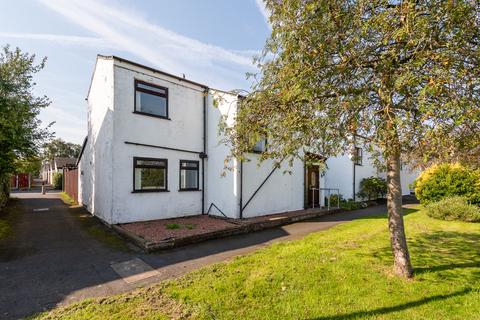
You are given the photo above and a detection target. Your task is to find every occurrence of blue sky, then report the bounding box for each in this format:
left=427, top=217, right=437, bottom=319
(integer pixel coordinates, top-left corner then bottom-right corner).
left=0, top=0, right=270, bottom=144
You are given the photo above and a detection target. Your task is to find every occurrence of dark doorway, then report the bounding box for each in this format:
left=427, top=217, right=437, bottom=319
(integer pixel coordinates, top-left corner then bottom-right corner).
left=307, top=165, right=320, bottom=208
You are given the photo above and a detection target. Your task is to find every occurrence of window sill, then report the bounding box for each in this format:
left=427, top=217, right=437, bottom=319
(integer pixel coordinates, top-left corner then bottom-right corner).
left=133, top=111, right=171, bottom=120
left=178, top=189, right=201, bottom=192
left=132, top=189, right=170, bottom=193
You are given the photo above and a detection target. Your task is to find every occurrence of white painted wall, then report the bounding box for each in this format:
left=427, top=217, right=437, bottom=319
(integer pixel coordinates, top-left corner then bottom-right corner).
left=111, top=144, right=203, bottom=223
left=206, top=90, right=305, bottom=218
left=241, top=156, right=304, bottom=218
left=205, top=90, right=240, bottom=219
left=400, top=165, right=418, bottom=195
left=79, top=57, right=115, bottom=223
left=108, top=60, right=206, bottom=224
left=325, top=154, right=354, bottom=199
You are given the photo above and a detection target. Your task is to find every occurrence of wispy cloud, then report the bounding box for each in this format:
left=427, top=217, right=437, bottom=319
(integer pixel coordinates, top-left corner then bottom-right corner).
left=0, top=32, right=115, bottom=48
left=37, top=0, right=256, bottom=89
left=39, top=105, right=87, bottom=143
left=255, top=0, right=271, bottom=29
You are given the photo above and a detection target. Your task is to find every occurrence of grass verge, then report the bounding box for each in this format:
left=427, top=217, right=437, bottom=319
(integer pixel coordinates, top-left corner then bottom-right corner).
left=33, top=206, right=480, bottom=319
left=0, top=198, right=19, bottom=242
left=60, top=192, right=77, bottom=206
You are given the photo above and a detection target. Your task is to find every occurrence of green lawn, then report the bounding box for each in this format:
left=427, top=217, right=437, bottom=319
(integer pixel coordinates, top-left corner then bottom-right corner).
left=34, top=206, right=480, bottom=319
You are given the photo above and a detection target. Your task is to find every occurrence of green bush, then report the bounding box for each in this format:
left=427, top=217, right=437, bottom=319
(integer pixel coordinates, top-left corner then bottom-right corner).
left=340, top=198, right=362, bottom=211
left=414, top=163, right=480, bottom=205
left=327, top=194, right=363, bottom=210
left=426, top=196, right=480, bottom=222
left=357, top=176, right=387, bottom=200
left=52, top=172, right=63, bottom=190
left=327, top=194, right=341, bottom=207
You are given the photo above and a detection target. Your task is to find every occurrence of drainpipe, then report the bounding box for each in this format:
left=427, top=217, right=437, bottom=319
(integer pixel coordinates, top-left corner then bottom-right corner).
left=239, top=159, right=243, bottom=219
left=353, top=161, right=356, bottom=202
left=201, top=88, right=208, bottom=214
left=303, top=161, right=307, bottom=209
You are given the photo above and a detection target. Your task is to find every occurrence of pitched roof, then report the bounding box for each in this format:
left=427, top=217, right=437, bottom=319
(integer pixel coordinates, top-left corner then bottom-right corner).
left=54, top=157, right=77, bottom=168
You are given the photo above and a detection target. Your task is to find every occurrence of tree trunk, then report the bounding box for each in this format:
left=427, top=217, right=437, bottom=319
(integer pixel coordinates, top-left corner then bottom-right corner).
left=386, top=151, right=413, bottom=278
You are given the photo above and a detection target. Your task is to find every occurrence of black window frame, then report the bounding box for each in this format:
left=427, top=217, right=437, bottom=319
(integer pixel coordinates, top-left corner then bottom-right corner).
left=179, top=160, right=200, bottom=191
left=133, top=79, right=170, bottom=120
left=132, top=157, right=169, bottom=193
left=354, top=147, right=363, bottom=166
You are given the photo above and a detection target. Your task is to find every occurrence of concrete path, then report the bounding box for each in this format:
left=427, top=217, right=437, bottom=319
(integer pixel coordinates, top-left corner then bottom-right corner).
left=0, top=191, right=393, bottom=319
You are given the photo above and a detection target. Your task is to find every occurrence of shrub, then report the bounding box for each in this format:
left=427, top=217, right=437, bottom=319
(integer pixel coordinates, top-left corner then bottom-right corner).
left=425, top=196, right=480, bottom=222
left=326, top=194, right=363, bottom=210
left=357, top=176, right=387, bottom=200
left=52, top=172, right=63, bottom=190
left=414, top=163, right=480, bottom=205
left=340, top=198, right=362, bottom=211
left=327, top=194, right=341, bottom=207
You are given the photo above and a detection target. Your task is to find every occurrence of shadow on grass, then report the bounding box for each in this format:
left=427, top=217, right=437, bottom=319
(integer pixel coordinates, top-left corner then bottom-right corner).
left=309, top=287, right=472, bottom=320
left=410, top=231, right=480, bottom=280
left=414, top=261, right=480, bottom=274
left=336, top=206, right=420, bottom=223
left=372, top=230, right=480, bottom=281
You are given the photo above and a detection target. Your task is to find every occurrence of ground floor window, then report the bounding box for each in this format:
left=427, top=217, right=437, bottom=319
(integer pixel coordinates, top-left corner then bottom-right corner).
left=133, top=157, right=168, bottom=192
left=179, top=160, right=199, bottom=191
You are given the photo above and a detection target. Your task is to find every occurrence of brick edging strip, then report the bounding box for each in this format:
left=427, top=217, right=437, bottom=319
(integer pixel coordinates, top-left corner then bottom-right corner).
left=114, top=208, right=343, bottom=253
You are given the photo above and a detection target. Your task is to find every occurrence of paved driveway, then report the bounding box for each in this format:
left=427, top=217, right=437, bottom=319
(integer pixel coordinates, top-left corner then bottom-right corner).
left=0, top=191, right=392, bottom=319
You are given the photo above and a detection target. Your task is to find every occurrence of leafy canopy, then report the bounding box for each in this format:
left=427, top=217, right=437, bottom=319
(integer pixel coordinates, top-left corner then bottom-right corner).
left=225, top=0, right=479, bottom=166
left=0, top=45, right=51, bottom=176
left=358, top=176, right=387, bottom=201
left=42, top=138, right=82, bottom=160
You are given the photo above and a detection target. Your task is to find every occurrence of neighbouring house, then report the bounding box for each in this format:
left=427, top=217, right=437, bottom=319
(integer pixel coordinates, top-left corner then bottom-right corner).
left=77, top=55, right=417, bottom=225
left=41, top=157, right=77, bottom=185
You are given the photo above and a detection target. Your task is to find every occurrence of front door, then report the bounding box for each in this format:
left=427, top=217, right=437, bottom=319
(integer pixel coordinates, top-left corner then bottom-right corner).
left=307, top=165, right=320, bottom=208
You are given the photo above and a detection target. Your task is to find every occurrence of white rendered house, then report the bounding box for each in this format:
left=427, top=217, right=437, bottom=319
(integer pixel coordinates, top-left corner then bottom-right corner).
left=78, top=55, right=416, bottom=224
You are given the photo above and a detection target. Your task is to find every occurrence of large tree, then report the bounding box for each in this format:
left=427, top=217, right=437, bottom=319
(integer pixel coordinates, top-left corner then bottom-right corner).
left=225, top=0, right=479, bottom=278
left=42, top=138, right=82, bottom=160
left=0, top=45, right=51, bottom=204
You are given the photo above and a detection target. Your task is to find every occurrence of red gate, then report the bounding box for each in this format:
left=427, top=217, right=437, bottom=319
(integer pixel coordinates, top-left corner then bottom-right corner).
left=63, top=168, right=78, bottom=203
left=10, top=173, right=31, bottom=189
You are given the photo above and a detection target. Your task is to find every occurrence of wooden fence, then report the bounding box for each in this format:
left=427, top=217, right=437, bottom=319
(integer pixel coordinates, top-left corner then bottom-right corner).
left=10, top=173, right=31, bottom=189
left=63, top=168, right=78, bottom=203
